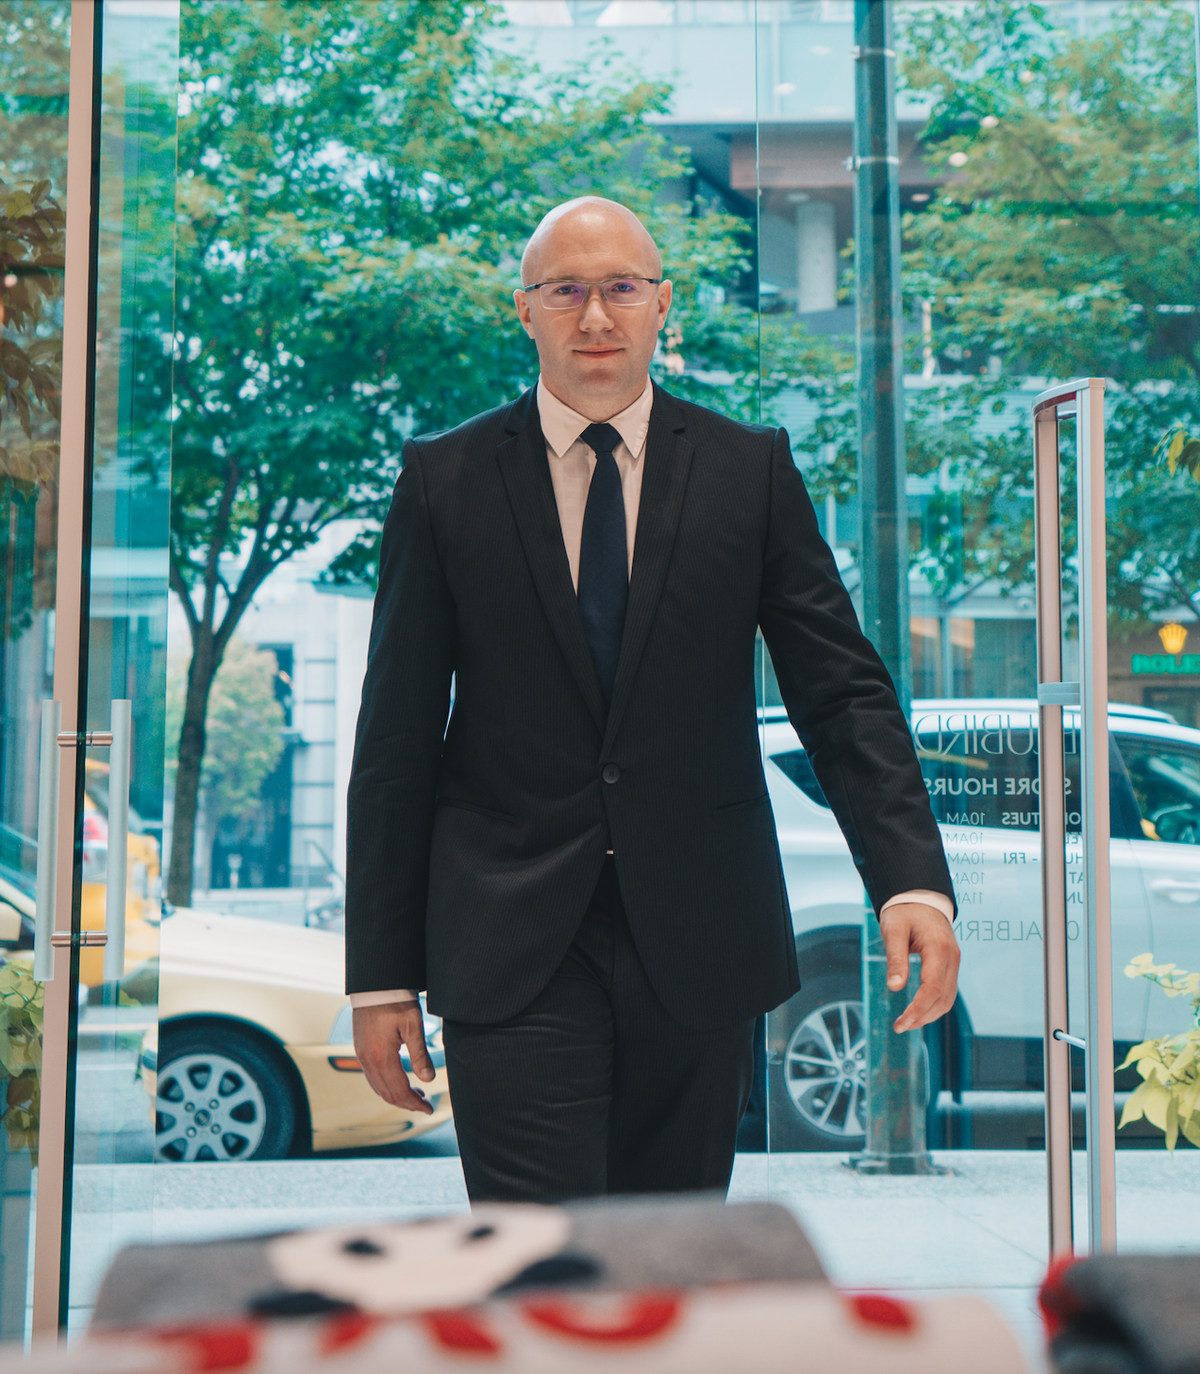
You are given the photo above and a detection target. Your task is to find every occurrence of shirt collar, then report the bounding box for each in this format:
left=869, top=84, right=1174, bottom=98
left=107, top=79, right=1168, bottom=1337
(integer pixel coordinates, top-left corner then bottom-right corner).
left=537, top=376, right=653, bottom=460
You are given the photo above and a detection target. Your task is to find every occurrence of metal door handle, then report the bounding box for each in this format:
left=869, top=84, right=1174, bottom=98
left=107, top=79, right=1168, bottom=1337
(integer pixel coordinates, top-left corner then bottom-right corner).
left=33, top=700, right=131, bottom=982
left=1151, top=879, right=1200, bottom=904
left=104, top=701, right=131, bottom=982
left=33, top=701, right=61, bottom=981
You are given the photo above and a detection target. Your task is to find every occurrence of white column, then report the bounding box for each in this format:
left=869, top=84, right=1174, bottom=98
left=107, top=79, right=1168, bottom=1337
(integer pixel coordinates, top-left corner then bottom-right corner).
left=796, top=198, right=837, bottom=314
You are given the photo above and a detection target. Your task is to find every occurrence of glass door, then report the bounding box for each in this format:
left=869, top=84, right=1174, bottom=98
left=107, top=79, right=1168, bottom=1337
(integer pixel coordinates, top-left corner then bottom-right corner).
left=1, top=0, right=84, bottom=1338
left=1, top=0, right=177, bottom=1338
left=64, top=0, right=178, bottom=1335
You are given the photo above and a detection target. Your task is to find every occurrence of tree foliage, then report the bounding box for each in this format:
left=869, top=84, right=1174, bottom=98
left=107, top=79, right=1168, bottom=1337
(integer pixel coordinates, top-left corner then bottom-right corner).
left=0, top=177, right=62, bottom=503
left=166, top=636, right=284, bottom=826
left=897, top=0, right=1200, bottom=625
left=0, top=2, right=68, bottom=647
left=165, top=0, right=842, bottom=902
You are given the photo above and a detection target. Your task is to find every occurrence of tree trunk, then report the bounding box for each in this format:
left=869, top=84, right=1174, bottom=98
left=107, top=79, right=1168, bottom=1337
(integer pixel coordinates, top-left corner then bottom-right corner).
left=166, top=629, right=220, bottom=908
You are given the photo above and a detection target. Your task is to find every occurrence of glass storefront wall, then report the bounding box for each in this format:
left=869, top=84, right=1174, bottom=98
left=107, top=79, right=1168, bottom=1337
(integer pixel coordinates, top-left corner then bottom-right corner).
left=3, top=0, right=1199, bottom=1346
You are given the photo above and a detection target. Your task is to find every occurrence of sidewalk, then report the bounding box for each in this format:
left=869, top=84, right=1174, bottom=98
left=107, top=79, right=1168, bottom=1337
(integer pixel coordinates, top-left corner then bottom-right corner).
left=67, top=1149, right=1200, bottom=1367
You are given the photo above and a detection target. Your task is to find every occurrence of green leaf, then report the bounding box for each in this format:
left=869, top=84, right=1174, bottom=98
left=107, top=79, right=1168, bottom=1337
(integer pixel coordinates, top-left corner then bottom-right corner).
left=1165, top=1095, right=1180, bottom=1151
left=1119, top=1075, right=1156, bottom=1126
left=1137, top=1081, right=1173, bottom=1132
left=1118, top=1040, right=1155, bottom=1071
left=1181, top=438, right=1200, bottom=480
left=1167, top=428, right=1185, bottom=474
left=1166, top=1038, right=1199, bottom=1078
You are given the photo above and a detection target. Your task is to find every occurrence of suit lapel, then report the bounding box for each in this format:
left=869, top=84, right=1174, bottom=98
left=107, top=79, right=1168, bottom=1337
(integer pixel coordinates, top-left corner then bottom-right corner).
left=603, top=386, right=695, bottom=751
left=494, top=391, right=609, bottom=734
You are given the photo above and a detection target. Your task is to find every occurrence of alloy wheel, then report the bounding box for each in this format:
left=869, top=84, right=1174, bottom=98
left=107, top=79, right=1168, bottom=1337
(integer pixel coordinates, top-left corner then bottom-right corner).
left=156, top=1051, right=268, bottom=1161
left=782, top=998, right=867, bottom=1139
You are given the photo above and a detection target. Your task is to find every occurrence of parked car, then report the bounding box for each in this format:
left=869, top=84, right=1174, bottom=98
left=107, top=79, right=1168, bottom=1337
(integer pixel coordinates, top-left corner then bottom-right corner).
left=144, top=908, right=451, bottom=1161
left=764, top=697, right=1200, bottom=1150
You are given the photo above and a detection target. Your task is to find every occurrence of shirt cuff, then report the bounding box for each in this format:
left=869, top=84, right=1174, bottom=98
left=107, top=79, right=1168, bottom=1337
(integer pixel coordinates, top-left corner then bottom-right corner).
left=879, top=890, right=955, bottom=923
left=348, top=990, right=419, bottom=1008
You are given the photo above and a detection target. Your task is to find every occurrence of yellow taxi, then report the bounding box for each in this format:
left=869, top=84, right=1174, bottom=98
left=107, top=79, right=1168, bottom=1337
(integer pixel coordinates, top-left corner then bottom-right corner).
left=144, top=908, right=452, bottom=1161
left=81, top=759, right=160, bottom=985
left=0, top=759, right=160, bottom=982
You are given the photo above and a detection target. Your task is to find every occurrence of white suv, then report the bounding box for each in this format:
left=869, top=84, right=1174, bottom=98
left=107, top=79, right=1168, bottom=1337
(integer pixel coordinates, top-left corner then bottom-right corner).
left=763, top=698, right=1200, bottom=1149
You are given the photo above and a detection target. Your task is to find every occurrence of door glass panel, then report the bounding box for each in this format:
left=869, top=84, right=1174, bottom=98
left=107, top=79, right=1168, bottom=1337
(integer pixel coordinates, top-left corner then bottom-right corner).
left=754, top=0, right=1197, bottom=1323
left=66, top=0, right=179, bottom=1333
left=0, top=0, right=71, bottom=1341
left=1098, top=0, right=1200, bottom=1261
left=152, top=0, right=770, bottom=1244
left=755, top=0, right=1070, bottom=1357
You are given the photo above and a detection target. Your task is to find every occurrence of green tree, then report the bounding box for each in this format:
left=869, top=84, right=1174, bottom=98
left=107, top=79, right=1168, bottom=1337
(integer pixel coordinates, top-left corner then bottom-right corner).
left=1, top=2, right=69, bottom=644
left=165, top=0, right=840, bottom=904
left=0, top=177, right=62, bottom=505
left=895, top=0, right=1200, bottom=624
left=166, top=635, right=284, bottom=842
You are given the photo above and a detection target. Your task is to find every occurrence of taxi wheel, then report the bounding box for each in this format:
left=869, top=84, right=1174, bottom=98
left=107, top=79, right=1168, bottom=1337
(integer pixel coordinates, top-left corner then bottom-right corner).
left=767, top=971, right=868, bottom=1151
left=156, top=1026, right=297, bottom=1162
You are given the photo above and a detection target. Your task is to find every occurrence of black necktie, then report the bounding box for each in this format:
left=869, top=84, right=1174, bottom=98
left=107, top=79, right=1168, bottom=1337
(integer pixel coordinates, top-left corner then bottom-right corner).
left=577, top=422, right=628, bottom=704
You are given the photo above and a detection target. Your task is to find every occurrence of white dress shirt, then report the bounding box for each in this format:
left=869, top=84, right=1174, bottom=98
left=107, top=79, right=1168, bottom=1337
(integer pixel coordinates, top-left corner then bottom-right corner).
left=350, top=379, right=952, bottom=1009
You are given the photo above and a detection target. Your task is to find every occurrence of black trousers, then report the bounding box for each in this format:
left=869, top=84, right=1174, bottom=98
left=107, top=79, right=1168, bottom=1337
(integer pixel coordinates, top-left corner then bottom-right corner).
left=442, top=860, right=756, bottom=1203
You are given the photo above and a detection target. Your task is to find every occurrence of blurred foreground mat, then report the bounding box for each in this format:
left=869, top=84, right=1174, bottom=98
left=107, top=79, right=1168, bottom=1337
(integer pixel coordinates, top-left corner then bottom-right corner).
left=90, top=1197, right=825, bottom=1326
left=12, top=1286, right=1030, bottom=1373
left=5, top=1199, right=1031, bottom=1372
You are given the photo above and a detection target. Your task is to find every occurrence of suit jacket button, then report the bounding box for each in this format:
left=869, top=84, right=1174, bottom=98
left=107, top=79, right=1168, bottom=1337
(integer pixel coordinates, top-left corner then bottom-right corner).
left=602, top=764, right=621, bottom=784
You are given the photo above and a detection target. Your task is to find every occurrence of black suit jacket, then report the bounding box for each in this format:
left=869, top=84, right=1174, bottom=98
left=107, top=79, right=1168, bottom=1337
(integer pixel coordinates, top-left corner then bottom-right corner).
left=345, top=384, right=954, bottom=1029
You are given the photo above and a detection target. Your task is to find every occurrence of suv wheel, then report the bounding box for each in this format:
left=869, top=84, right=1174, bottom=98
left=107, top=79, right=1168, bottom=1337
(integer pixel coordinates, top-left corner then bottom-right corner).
left=768, top=970, right=867, bottom=1151
left=156, top=1026, right=297, bottom=1162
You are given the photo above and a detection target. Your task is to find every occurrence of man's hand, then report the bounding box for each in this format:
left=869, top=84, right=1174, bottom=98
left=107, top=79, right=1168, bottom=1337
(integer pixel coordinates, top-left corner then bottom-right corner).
left=352, top=1002, right=436, bottom=1115
left=878, top=902, right=960, bottom=1034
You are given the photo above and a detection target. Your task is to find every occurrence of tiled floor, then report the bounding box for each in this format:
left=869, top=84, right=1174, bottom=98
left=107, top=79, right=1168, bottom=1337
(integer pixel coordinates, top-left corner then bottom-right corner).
left=64, top=1148, right=1200, bottom=1367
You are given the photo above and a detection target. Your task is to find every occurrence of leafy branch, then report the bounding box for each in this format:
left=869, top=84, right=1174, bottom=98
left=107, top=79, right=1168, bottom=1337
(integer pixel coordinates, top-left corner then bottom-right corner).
left=1118, top=953, right=1200, bottom=1151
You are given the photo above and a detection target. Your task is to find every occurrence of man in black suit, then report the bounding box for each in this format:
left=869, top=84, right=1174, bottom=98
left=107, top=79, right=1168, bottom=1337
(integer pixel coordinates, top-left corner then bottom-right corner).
left=346, top=197, right=958, bottom=1202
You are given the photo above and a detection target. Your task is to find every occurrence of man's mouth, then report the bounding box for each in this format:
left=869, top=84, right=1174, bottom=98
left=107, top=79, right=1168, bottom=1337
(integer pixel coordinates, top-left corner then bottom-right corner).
left=576, top=347, right=621, bottom=357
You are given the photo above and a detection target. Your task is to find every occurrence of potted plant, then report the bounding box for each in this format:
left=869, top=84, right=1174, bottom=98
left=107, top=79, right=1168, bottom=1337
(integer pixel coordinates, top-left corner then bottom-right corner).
left=1117, top=954, right=1200, bottom=1151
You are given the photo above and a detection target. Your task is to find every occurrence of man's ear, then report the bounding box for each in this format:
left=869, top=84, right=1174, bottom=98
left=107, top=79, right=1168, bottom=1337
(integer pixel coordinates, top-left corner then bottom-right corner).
left=513, top=288, right=535, bottom=338
left=656, top=279, right=673, bottom=329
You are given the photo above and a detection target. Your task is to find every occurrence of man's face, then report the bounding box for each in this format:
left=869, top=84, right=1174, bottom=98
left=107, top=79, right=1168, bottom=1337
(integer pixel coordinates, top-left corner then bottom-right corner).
left=514, top=208, right=672, bottom=419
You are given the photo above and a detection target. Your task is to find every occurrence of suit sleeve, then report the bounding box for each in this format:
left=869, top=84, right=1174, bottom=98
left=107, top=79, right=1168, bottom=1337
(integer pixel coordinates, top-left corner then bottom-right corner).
left=757, top=428, right=955, bottom=919
left=345, top=440, right=455, bottom=993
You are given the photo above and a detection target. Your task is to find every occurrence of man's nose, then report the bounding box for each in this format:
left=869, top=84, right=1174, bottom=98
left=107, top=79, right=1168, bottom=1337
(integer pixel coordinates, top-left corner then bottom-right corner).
left=578, top=286, right=614, bottom=330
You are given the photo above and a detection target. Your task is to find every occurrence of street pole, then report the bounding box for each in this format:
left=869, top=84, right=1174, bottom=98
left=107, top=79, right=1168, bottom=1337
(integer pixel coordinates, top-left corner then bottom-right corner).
left=849, top=0, right=937, bottom=1175
left=1193, top=0, right=1200, bottom=220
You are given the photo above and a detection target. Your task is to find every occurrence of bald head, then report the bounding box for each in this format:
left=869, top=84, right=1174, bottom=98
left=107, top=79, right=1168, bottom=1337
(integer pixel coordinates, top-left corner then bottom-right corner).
left=521, top=197, right=662, bottom=285
left=513, top=196, right=672, bottom=421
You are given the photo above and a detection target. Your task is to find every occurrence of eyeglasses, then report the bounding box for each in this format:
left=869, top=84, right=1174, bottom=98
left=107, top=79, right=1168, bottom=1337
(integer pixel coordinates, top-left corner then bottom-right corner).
left=520, top=277, right=661, bottom=310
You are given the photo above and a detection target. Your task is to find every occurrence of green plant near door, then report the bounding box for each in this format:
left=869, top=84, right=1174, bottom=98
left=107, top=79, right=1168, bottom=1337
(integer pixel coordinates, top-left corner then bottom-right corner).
left=0, top=961, right=41, bottom=1158
left=1117, top=954, right=1200, bottom=1151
